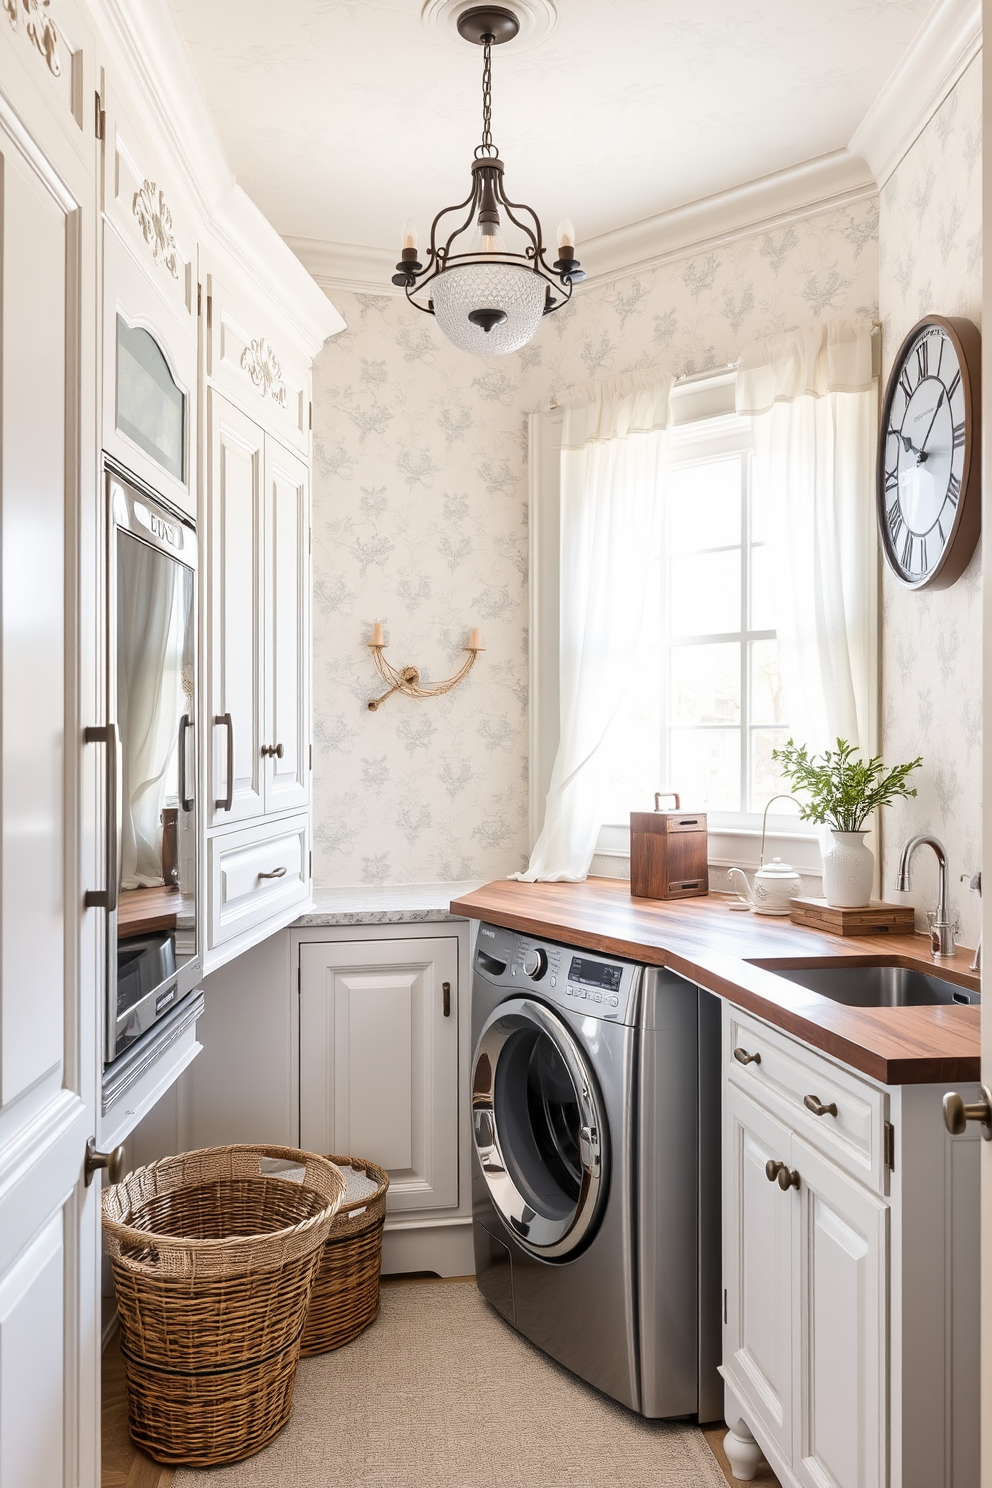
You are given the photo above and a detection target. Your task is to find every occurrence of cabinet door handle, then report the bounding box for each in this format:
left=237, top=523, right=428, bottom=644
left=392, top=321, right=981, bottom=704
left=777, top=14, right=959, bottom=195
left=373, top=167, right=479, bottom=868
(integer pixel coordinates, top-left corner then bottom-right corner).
left=261, top=742, right=286, bottom=760
left=765, top=1158, right=800, bottom=1191
left=215, top=713, right=234, bottom=810
left=84, top=1137, right=126, bottom=1187
left=442, top=980, right=451, bottom=1017
left=178, top=713, right=194, bottom=812
left=257, top=866, right=287, bottom=880
left=804, top=1093, right=838, bottom=1118
left=84, top=723, right=118, bottom=912
left=734, top=1046, right=761, bottom=1066
left=943, top=1086, right=992, bottom=1139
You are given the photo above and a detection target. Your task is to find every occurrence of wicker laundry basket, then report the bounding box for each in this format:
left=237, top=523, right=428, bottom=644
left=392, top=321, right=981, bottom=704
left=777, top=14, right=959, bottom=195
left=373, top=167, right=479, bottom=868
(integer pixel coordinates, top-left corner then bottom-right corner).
left=103, top=1144, right=345, bottom=1467
left=300, top=1154, right=390, bottom=1355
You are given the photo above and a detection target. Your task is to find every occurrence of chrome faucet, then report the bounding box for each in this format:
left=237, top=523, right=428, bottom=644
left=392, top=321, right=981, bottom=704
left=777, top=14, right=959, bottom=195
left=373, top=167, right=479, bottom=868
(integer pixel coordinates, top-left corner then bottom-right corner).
left=896, top=835, right=955, bottom=957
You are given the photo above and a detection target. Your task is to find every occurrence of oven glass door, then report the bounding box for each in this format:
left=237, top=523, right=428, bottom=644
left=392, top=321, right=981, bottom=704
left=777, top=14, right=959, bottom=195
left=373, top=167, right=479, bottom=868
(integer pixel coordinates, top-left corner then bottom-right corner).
left=110, top=481, right=198, bottom=1062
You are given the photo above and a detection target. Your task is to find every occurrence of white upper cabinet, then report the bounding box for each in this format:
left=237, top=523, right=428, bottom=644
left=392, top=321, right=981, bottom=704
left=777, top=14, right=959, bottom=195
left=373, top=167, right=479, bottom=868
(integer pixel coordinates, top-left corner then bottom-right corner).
left=207, top=393, right=265, bottom=825
left=206, top=275, right=311, bottom=454
left=100, top=86, right=196, bottom=518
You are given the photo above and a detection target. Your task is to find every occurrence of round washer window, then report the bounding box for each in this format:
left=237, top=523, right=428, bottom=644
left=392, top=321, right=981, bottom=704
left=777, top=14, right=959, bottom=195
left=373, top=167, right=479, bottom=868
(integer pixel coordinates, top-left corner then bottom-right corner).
left=495, top=1026, right=582, bottom=1221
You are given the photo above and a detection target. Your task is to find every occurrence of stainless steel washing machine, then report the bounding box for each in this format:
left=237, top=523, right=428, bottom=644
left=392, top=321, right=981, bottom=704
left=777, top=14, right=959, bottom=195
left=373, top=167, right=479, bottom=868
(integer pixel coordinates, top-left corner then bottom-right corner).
left=471, top=921, right=722, bottom=1420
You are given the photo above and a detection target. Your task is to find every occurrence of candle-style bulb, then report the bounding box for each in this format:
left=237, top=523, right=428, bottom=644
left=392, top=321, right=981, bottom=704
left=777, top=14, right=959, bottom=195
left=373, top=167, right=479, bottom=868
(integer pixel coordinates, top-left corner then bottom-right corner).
left=402, top=218, right=418, bottom=251
left=557, top=218, right=575, bottom=250
left=472, top=217, right=505, bottom=255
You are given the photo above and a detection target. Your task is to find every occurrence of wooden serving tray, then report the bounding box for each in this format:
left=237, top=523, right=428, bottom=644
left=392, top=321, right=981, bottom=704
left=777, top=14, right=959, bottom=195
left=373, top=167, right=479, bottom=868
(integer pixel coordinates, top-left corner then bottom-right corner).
left=789, top=897, right=916, bottom=936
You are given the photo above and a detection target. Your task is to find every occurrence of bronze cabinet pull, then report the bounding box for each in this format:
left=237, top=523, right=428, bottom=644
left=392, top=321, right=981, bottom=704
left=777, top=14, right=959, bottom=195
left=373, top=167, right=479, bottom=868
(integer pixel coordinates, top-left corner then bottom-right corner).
left=260, top=743, right=285, bottom=759
left=765, top=1158, right=800, bottom=1191
left=442, top=980, right=451, bottom=1017
left=804, top=1093, right=838, bottom=1118
left=734, top=1046, right=761, bottom=1066
left=214, top=713, right=234, bottom=810
left=84, top=1137, right=126, bottom=1187
left=257, top=866, right=287, bottom=880
left=84, top=723, right=119, bottom=912
left=943, top=1085, right=992, bottom=1140
left=178, top=712, right=194, bottom=812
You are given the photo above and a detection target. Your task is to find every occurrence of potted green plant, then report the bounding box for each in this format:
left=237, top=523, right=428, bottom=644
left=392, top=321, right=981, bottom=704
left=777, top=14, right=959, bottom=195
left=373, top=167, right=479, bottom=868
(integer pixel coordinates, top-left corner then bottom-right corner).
left=772, top=739, right=922, bottom=908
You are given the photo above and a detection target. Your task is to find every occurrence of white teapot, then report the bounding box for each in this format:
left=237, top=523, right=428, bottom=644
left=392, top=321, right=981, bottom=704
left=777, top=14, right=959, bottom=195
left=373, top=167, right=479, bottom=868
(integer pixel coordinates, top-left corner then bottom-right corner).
left=727, top=858, right=802, bottom=916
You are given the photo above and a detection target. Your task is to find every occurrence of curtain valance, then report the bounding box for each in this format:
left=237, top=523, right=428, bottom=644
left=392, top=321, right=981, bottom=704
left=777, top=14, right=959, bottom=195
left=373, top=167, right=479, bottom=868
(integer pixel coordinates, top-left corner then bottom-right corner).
left=560, top=372, right=674, bottom=450
left=736, top=320, right=874, bottom=415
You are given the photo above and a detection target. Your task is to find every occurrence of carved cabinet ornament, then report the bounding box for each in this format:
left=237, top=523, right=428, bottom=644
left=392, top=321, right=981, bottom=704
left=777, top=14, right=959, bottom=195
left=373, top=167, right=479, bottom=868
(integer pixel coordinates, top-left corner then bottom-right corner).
left=132, top=180, right=180, bottom=279
left=5, top=0, right=62, bottom=76
left=240, top=339, right=288, bottom=408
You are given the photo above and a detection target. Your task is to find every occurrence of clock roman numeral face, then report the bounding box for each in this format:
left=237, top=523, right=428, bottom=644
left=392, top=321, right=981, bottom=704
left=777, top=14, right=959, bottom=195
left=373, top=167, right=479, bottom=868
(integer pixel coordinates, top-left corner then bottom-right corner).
left=881, top=323, right=968, bottom=585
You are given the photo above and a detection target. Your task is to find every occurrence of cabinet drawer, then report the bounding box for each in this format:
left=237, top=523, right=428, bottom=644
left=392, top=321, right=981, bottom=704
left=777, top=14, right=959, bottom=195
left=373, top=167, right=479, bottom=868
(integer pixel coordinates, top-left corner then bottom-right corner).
left=726, top=1005, right=887, bottom=1191
left=208, top=814, right=309, bottom=948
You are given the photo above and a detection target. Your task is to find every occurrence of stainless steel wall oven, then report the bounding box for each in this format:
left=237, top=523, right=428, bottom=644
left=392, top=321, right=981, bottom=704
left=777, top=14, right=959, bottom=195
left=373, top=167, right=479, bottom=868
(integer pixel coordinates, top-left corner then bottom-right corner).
left=93, top=470, right=201, bottom=1105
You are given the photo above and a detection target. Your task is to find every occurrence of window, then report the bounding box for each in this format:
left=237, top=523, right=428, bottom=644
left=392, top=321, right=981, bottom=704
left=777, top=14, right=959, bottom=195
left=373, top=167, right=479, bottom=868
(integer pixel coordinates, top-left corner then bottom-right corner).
left=598, top=412, right=799, bottom=832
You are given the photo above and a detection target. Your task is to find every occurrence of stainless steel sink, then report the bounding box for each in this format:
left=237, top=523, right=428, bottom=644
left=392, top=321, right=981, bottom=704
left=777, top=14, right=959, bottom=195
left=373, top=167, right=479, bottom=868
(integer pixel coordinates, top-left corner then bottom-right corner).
left=765, top=964, right=980, bottom=1008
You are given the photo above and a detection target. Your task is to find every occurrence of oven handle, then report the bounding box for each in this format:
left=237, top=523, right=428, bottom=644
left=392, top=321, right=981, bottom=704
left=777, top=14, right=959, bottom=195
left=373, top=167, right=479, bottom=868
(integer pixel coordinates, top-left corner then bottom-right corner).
left=214, top=712, right=234, bottom=811
left=84, top=723, right=119, bottom=913
left=178, top=713, right=193, bottom=813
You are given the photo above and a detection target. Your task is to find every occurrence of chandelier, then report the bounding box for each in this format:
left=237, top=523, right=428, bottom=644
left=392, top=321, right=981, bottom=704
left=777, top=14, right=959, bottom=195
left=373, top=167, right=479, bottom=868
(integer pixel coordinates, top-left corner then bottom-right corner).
left=391, top=4, right=583, bottom=356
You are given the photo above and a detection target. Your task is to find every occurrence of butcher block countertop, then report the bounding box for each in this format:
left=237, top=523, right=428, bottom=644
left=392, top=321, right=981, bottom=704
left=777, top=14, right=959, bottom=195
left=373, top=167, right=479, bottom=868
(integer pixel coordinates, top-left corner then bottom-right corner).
left=449, top=878, right=981, bottom=1086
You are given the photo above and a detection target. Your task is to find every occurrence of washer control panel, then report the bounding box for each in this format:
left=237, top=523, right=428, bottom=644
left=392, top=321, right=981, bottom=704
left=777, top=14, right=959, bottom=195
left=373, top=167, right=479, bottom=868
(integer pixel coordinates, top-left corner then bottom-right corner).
left=475, top=923, right=640, bottom=1023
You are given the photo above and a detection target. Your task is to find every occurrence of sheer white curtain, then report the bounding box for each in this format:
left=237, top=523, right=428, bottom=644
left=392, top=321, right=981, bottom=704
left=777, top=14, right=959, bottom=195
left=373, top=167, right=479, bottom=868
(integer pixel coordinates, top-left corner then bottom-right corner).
left=737, top=320, right=877, bottom=754
left=516, top=376, right=671, bottom=881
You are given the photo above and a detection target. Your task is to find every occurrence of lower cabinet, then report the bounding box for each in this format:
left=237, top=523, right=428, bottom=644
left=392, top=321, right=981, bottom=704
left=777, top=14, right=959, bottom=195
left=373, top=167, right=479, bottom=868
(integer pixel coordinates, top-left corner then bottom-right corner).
left=299, top=936, right=460, bottom=1214
left=722, top=1003, right=978, bottom=1488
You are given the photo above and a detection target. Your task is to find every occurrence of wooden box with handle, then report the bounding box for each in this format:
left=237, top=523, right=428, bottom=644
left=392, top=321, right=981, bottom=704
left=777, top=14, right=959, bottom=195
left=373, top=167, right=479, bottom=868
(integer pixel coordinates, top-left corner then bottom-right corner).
left=630, top=793, right=708, bottom=901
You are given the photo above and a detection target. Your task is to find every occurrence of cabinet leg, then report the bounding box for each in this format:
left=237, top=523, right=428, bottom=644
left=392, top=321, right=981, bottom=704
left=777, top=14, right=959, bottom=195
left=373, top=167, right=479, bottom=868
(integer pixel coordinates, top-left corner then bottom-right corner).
left=724, top=1417, right=763, bottom=1482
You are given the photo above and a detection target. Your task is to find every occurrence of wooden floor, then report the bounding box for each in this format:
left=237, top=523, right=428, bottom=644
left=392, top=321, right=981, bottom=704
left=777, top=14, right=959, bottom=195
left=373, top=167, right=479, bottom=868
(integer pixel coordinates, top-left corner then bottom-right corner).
left=102, top=1278, right=780, bottom=1488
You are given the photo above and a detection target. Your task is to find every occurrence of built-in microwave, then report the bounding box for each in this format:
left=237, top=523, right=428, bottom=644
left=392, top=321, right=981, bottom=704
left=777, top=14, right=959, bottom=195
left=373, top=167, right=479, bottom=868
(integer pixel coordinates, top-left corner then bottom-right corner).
left=93, top=471, right=201, bottom=1097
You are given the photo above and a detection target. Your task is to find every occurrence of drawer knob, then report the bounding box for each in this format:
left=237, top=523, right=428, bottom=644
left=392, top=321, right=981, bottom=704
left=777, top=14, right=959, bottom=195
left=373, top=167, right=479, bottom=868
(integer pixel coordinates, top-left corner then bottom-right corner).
left=803, top=1093, right=838, bottom=1118
left=765, top=1158, right=800, bottom=1191
left=734, top=1046, right=761, bottom=1066
left=257, top=866, right=288, bottom=879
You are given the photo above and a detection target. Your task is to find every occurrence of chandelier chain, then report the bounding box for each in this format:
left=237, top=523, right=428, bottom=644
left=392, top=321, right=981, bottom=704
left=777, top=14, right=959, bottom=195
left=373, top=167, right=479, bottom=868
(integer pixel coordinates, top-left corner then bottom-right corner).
left=475, top=35, right=498, bottom=158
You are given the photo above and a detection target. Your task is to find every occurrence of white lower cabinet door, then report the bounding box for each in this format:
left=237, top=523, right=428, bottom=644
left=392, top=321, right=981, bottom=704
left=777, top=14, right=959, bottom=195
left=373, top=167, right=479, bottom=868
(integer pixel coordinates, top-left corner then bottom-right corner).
left=299, top=938, right=459, bottom=1213
left=793, top=1137, right=888, bottom=1488
left=724, top=1082, right=795, bottom=1466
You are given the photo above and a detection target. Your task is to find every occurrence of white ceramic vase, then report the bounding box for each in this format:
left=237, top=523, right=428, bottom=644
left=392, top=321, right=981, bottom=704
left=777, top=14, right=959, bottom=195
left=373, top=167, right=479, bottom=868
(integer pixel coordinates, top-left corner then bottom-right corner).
left=821, top=830, right=874, bottom=908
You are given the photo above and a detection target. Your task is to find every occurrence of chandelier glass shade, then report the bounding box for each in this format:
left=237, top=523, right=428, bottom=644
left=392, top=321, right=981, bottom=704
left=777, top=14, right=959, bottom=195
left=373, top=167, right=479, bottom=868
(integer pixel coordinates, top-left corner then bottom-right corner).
left=392, top=5, right=583, bottom=357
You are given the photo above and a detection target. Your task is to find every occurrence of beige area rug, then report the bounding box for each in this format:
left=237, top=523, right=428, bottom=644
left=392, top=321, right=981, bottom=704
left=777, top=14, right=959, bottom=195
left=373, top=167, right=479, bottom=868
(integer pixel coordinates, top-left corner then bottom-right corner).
left=173, top=1282, right=726, bottom=1488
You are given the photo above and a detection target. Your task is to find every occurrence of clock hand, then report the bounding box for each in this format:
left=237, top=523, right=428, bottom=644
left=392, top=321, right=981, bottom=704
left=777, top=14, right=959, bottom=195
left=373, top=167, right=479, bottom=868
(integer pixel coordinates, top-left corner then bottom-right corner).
left=916, top=388, right=945, bottom=465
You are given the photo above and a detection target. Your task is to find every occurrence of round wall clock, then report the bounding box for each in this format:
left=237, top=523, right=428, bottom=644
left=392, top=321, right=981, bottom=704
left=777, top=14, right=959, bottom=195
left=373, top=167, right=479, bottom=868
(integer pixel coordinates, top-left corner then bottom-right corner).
left=876, top=315, right=982, bottom=589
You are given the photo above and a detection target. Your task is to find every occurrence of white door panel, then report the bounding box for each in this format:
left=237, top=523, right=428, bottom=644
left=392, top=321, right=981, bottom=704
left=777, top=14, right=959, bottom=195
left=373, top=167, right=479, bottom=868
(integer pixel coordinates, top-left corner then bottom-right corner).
left=208, top=393, right=265, bottom=824
left=264, top=442, right=309, bottom=813
left=300, top=938, right=459, bottom=1213
left=794, top=1138, right=887, bottom=1488
left=724, top=1082, right=795, bottom=1463
left=0, top=10, right=100, bottom=1486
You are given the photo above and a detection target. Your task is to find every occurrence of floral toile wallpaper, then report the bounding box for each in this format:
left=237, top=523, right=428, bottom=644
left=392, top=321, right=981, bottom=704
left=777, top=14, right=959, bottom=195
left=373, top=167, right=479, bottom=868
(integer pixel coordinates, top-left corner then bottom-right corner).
left=311, top=197, right=880, bottom=885
left=878, top=56, right=982, bottom=950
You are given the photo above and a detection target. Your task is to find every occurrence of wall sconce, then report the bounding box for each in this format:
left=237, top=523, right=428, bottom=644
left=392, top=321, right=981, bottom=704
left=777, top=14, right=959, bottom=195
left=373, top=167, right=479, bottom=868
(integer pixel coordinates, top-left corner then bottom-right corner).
left=366, top=623, right=484, bottom=711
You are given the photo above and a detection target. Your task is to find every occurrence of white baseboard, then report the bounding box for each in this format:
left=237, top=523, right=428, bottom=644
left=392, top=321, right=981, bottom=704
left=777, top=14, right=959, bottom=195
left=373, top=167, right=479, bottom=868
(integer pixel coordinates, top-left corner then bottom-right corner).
left=381, top=1219, right=475, bottom=1278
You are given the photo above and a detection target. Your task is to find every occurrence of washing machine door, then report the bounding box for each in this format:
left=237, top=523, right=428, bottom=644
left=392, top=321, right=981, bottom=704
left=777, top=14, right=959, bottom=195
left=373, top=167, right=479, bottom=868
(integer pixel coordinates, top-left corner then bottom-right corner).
left=472, top=996, right=608, bottom=1259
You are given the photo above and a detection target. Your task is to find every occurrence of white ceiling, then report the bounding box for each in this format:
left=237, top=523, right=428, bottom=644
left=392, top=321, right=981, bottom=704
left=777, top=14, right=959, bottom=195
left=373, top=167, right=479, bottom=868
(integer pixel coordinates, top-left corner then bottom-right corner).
left=169, top=0, right=934, bottom=259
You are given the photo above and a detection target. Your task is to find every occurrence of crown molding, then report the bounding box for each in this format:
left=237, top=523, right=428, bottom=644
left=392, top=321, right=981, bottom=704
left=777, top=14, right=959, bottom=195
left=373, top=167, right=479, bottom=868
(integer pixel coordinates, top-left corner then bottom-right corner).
left=285, top=237, right=401, bottom=299
left=286, top=149, right=876, bottom=301
left=850, top=0, right=981, bottom=190
left=88, top=0, right=345, bottom=353
left=574, top=150, right=875, bottom=287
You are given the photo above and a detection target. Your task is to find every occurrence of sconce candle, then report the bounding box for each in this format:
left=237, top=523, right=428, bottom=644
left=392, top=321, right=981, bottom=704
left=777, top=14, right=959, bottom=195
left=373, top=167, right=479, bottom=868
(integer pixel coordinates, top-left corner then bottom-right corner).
left=371, top=621, right=385, bottom=646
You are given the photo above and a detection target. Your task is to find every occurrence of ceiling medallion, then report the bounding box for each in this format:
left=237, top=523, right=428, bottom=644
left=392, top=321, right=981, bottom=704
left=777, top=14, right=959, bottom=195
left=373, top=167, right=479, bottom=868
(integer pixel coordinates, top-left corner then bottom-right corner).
left=393, top=4, right=582, bottom=358
left=421, top=0, right=558, bottom=54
